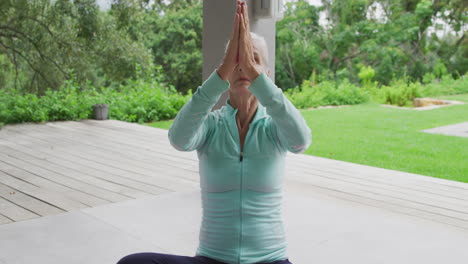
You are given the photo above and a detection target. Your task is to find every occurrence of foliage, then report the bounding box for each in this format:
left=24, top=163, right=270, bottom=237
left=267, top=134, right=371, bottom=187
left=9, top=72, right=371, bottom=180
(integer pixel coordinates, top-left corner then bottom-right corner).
left=358, top=65, right=377, bottom=87
left=284, top=77, right=370, bottom=109
left=110, top=0, right=203, bottom=94
left=0, top=65, right=190, bottom=125
left=276, top=0, right=324, bottom=89
left=284, top=71, right=467, bottom=108
left=275, top=0, right=467, bottom=89
left=421, top=74, right=468, bottom=96
left=148, top=0, right=203, bottom=95
left=375, top=81, right=423, bottom=107
left=0, top=0, right=153, bottom=94
left=363, top=73, right=467, bottom=107
left=1, top=0, right=467, bottom=125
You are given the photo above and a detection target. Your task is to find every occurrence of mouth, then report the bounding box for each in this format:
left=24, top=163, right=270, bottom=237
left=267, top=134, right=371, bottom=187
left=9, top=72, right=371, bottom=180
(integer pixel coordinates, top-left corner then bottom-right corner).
left=238, top=77, right=251, bottom=82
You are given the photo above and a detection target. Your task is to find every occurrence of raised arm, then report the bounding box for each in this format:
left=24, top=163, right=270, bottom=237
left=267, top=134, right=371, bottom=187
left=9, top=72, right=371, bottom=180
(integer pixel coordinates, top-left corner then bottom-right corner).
left=168, top=70, right=229, bottom=151
left=168, top=2, right=242, bottom=151
left=249, top=73, right=312, bottom=154
left=236, top=2, right=311, bottom=154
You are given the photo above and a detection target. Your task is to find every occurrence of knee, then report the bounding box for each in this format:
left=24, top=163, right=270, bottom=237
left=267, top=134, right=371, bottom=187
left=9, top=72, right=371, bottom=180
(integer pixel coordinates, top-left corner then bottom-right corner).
left=116, top=253, right=144, bottom=264
left=116, top=254, right=130, bottom=264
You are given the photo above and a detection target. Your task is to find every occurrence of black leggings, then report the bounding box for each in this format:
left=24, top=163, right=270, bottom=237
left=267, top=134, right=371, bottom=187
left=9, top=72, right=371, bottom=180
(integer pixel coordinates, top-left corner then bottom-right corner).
left=116, top=252, right=293, bottom=264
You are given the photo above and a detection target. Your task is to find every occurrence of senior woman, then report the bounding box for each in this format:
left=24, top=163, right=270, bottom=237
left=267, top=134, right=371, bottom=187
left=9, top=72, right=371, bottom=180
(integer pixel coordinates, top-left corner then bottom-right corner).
left=117, top=1, right=311, bottom=264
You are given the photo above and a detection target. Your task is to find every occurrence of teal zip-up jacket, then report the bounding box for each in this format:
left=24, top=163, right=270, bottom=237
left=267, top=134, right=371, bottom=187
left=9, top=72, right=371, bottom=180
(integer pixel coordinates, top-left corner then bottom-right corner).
left=168, top=69, right=312, bottom=264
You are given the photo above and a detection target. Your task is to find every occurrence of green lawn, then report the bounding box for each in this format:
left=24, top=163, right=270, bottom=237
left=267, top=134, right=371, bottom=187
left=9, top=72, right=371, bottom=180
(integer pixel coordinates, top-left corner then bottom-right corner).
left=146, top=94, right=468, bottom=183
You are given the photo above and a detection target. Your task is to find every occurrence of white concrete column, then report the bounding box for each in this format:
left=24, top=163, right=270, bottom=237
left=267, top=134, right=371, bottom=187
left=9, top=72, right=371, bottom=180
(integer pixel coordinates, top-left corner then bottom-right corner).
left=203, top=0, right=277, bottom=111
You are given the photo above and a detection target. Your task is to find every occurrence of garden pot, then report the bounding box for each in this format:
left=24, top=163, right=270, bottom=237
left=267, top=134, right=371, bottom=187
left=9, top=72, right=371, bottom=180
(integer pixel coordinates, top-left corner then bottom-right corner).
left=93, top=104, right=109, bottom=120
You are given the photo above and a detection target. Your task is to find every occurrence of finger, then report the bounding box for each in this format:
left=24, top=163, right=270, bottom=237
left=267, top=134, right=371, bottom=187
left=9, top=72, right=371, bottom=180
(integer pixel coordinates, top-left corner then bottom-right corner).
left=239, top=13, right=245, bottom=64
left=245, top=3, right=249, bottom=23
left=242, top=2, right=250, bottom=33
left=239, top=13, right=248, bottom=51
left=243, top=5, right=247, bottom=16
left=233, top=13, right=240, bottom=63
left=231, top=2, right=240, bottom=39
left=241, top=13, right=251, bottom=65
left=240, top=14, right=254, bottom=64
left=235, top=13, right=240, bottom=38
left=231, top=5, right=240, bottom=46
left=234, top=14, right=240, bottom=63
left=230, top=13, right=237, bottom=40
left=232, top=13, right=239, bottom=40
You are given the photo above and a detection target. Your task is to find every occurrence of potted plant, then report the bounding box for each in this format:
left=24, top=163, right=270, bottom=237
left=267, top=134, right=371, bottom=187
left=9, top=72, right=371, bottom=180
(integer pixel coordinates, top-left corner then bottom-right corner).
left=92, top=104, right=109, bottom=120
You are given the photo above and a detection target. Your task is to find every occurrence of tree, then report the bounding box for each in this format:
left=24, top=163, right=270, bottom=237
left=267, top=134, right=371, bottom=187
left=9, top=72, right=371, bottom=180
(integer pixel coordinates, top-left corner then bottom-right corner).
left=276, top=0, right=324, bottom=89
left=112, top=0, right=203, bottom=94
left=0, top=0, right=153, bottom=94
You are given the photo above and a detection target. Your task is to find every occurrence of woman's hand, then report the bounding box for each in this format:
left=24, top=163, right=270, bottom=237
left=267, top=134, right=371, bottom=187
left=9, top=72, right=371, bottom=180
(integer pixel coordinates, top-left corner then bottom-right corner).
left=238, top=2, right=262, bottom=82
left=217, top=1, right=242, bottom=81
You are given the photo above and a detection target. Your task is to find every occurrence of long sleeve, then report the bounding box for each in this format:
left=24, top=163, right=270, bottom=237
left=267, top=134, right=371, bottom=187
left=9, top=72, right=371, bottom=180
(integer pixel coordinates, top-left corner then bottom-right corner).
left=168, top=69, right=230, bottom=151
left=248, top=72, right=312, bottom=154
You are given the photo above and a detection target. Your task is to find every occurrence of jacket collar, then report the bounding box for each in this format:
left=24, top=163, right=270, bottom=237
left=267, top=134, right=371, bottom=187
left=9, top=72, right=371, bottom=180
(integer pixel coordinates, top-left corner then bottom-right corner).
left=225, top=98, right=267, bottom=124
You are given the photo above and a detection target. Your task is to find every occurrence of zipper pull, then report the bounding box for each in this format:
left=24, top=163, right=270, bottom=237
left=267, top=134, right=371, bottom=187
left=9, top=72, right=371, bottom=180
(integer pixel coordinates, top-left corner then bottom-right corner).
left=240, top=151, right=243, bottom=162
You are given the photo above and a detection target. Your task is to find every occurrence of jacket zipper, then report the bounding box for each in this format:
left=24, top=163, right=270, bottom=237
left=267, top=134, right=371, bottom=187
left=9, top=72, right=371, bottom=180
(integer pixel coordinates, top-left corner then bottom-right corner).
left=237, top=125, right=248, bottom=263
left=236, top=118, right=253, bottom=263
left=238, top=157, right=243, bottom=264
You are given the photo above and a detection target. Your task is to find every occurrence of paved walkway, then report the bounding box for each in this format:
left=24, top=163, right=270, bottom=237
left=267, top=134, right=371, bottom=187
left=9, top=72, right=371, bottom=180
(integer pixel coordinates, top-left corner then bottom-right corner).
left=0, top=120, right=468, bottom=264
left=422, top=121, right=468, bottom=138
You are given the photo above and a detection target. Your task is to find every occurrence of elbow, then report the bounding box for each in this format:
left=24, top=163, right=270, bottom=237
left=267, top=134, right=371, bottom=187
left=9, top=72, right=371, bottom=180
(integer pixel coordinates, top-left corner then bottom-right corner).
left=289, top=127, right=312, bottom=154
left=167, top=127, right=189, bottom=152
left=289, top=141, right=310, bottom=154
left=169, top=140, right=187, bottom=152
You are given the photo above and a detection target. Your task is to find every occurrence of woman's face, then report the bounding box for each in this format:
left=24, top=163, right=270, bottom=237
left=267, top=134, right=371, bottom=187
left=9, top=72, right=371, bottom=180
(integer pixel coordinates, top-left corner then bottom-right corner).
left=228, top=47, right=267, bottom=92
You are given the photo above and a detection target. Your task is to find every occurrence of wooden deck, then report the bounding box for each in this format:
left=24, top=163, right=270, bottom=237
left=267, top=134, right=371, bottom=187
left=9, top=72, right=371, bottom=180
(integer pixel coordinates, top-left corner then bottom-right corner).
left=0, top=119, right=467, bottom=230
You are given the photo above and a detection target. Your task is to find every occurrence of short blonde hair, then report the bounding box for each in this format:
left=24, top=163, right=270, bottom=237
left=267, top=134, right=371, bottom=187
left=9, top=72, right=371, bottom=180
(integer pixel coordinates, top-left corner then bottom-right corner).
left=224, top=32, right=269, bottom=70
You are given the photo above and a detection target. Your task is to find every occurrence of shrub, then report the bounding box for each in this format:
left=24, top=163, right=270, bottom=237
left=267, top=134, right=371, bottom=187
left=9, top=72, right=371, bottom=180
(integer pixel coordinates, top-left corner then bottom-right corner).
left=0, top=65, right=190, bottom=125
left=366, top=79, right=423, bottom=107
left=420, top=74, right=468, bottom=97
left=284, top=78, right=370, bottom=109
left=358, top=65, right=378, bottom=88
left=385, top=82, right=421, bottom=106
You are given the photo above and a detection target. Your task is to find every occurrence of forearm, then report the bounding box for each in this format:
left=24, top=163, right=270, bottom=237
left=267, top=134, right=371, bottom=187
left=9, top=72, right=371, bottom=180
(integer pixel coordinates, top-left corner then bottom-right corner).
left=248, top=72, right=312, bottom=153
left=168, top=69, right=230, bottom=151
left=216, top=65, right=229, bottom=81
